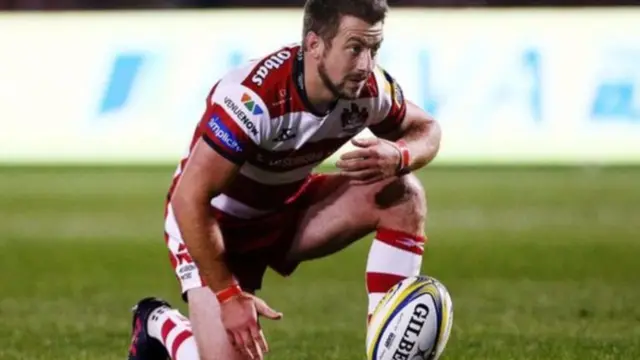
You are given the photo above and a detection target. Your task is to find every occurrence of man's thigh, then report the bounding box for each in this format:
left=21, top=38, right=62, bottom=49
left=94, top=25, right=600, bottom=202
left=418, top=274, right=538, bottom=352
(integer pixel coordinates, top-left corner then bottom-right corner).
left=187, top=287, right=250, bottom=360
left=286, top=173, right=421, bottom=262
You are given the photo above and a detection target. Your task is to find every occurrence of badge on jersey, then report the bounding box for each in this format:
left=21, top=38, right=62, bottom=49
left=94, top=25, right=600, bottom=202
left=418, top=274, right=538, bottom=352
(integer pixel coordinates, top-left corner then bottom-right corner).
left=341, top=103, right=369, bottom=134
left=222, top=95, right=260, bottom=137
left=207, top=115, right=243, bottom=154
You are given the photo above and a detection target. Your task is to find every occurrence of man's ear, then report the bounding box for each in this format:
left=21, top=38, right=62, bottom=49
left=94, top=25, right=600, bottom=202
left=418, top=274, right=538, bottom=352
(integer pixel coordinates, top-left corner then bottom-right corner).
left=304, top=31, right=324, bottom=61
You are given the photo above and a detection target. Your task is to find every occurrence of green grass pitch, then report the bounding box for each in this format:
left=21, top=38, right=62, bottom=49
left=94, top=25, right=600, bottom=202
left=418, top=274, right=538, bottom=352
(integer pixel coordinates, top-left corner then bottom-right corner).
left=0, top=165, right=639, bottom=360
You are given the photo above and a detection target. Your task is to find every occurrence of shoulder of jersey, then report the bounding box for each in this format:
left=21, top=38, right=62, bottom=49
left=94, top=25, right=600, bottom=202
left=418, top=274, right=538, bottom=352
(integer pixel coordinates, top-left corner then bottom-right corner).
left=207, top=44, right=303, bottom=144
left=216, top=43, right=301, bottom=120
left=244, top=43, right=299, bottom=89
left=247, top=44, right=299, bottom=111
left=373, top=65, right=403, bottom=106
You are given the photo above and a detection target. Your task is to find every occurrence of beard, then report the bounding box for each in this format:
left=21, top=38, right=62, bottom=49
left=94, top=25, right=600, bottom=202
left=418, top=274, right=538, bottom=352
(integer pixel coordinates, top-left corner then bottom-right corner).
left=317, top=60, right=366, bottom=100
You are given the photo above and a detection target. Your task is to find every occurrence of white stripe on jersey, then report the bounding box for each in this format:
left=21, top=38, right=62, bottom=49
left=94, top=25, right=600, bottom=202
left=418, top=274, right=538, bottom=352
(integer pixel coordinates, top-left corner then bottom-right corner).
left=164, top=203, right=182, bottom=244
left=260, top=106, right=375, bottom=152
left=210, top=193, right=274, bottom=218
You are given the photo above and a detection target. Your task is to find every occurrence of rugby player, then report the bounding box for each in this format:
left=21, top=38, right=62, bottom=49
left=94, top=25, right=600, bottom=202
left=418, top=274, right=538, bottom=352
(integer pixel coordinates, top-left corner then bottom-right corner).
left=127, top=0, right=441, bottom=358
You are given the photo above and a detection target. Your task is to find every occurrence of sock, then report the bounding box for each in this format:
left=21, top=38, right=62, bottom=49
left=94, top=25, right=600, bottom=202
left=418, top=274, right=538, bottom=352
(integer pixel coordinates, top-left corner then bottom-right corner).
left=148, top=306, right=200, bottom=360
left=365, top=227, right=426, bottom=322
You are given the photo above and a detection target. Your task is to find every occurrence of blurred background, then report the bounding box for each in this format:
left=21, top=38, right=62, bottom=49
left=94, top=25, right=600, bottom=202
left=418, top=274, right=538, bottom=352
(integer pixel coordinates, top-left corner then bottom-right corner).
left=1, top=1, right=639, bottom=360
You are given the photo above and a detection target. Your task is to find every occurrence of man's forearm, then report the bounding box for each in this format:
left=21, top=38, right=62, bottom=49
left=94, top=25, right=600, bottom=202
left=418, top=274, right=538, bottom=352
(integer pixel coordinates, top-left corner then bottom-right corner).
left=172, top=196, right=236, bottom=293
left=398, top=118, right=442, bottom=171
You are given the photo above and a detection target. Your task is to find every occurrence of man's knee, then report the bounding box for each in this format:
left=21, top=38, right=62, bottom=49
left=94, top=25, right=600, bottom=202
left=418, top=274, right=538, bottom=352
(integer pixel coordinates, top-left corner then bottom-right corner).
left=374, top=174, right=427, bottom=229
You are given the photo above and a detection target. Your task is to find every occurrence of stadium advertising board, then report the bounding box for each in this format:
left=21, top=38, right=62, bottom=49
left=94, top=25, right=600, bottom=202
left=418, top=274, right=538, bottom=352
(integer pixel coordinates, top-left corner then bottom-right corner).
left=0, top=9, right=639, bottom=164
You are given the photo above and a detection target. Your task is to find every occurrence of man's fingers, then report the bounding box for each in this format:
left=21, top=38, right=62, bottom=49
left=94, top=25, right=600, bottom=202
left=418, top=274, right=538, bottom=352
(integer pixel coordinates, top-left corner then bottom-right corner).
left=231, top=331, right=244, bottom=354
left=250, top=334, right=263, bottom=360
left=340, top=148, right=376, bottom=161
left=253, top=296, right=283, bottom=320
left=351, top=137, right=379, bottom=148
left=239, top=329, right=256, bottom=359
left=250, top=325, right=268, bottom=356
left=335, top=158, right=378, bottom=172
left=228, top=330, right=238, bottom=349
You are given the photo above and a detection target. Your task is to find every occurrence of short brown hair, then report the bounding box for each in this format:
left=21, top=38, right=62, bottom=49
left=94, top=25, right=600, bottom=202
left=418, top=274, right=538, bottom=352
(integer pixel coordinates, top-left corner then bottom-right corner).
left=302, top=0, right=388, bottom=48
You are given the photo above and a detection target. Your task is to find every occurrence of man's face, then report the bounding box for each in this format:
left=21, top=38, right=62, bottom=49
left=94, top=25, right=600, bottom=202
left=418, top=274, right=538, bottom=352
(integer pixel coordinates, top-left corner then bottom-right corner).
left=317, top=15, right=383, bottom=100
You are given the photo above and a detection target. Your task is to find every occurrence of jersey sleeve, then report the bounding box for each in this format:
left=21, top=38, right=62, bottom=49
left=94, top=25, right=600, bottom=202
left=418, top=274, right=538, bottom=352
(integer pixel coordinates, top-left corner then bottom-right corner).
left=368, top=68, right=408, bottom=137
left=198, top=84, right=266, bottom=165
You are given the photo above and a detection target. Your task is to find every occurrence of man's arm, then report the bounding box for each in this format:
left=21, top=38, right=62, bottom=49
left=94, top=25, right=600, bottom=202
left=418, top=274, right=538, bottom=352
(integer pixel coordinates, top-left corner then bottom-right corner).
left=378, top=100, right=442, bottom=172
left=171, top=138, right=239, bottom=293
left=368, top=68, right=442, bottom=172
left=173, top=84, right=280, bottom=360
left=171, top=83, right=262, bottom=294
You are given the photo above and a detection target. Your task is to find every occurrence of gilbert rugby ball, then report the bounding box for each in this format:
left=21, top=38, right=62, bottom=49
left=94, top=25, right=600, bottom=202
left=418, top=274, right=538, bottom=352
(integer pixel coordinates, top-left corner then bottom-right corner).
left=366, top=275, right=454, bottom=360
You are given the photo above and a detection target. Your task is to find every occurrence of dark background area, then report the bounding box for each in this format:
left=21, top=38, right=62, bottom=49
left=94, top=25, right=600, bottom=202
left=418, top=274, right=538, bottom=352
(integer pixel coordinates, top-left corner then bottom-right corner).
left=2, top=0, right=639, bottom=12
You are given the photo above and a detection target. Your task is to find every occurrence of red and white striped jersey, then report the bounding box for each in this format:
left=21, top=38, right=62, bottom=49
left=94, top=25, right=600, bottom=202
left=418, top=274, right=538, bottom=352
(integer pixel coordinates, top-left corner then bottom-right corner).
left=167, top=44, right=407, bottom=219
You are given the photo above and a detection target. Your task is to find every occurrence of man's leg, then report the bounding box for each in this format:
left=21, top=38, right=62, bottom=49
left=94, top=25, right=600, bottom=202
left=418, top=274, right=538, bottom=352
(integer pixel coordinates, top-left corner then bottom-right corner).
left=143, top=298, right=200, bottom=360
left=286, top=173, right=427, bottom=320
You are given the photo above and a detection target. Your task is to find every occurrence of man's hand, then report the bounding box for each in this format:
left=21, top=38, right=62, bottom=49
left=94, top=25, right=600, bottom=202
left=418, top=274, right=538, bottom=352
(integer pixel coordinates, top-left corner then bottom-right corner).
left=220, top=293, right=283, bottom=360
left=335, top=137, right=402, bottom=185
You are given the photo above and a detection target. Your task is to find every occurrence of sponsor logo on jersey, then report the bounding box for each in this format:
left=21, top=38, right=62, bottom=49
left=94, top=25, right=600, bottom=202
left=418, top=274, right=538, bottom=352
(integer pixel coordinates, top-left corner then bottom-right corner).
left=223, top=96, right=259, bottom=136
left=251, top=50, right=292, bottom=86
left=240, top=93, right=264, bottom=115
left=207, top=115, right=243, bottom=153
left=391, top=303, right=430, bottom=360
left=256, top=151, right=325, bottom=169
left=272, top=127, right=296, bottom=142
left=271, top=88, right=291, bottom=107
left=341, top=103, right=369, bottom=133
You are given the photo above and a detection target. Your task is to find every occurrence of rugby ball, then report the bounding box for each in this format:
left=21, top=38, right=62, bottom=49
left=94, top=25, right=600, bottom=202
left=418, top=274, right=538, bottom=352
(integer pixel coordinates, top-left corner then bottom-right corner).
left=366, top=275, right=454, bottom=360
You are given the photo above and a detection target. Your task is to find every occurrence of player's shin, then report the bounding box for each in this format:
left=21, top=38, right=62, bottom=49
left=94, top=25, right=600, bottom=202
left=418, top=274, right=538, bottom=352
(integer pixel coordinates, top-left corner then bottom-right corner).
left=365, top=227, right=425, bottom=323
left=147, top=306, right=200, bottom=360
